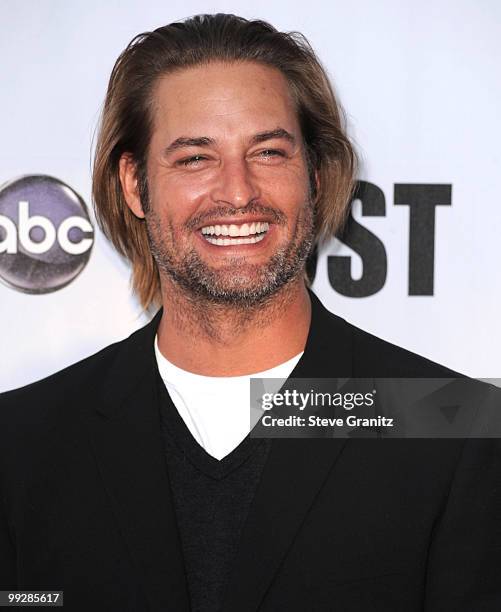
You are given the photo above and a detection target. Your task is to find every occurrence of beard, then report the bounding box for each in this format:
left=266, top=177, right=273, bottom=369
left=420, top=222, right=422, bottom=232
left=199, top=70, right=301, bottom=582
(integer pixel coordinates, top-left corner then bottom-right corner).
left=144, top=197, right=315, bottom=308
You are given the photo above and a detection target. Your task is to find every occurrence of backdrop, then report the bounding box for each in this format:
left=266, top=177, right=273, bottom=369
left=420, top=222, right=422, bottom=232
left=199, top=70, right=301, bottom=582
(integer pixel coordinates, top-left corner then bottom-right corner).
left=1, top=0, right=499, bottom=392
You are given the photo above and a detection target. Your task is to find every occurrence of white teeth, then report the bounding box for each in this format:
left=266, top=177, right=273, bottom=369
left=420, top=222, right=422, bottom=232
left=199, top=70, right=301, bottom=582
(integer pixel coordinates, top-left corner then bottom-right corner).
left=201, top=221, right=269, bottom=237
left=203, top=233, right=267, bottom=246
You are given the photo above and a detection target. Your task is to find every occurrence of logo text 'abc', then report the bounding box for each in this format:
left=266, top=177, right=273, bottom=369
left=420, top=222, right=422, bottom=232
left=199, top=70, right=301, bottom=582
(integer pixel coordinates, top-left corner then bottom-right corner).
left=0, top=201, right=93, bottom=255
left=0, top=175, right=94, bottom=294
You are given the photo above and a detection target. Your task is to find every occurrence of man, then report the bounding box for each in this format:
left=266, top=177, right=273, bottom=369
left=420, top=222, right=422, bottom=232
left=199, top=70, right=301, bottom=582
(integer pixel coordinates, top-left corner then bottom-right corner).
left=1, top=13, right=500, bottom=612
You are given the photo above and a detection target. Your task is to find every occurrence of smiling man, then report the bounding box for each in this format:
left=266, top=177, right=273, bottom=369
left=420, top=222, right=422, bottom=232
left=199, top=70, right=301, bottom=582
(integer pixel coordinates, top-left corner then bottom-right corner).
left=119, top=60, right=316, bottom=376
left=1, top=13, right=501, bottom=612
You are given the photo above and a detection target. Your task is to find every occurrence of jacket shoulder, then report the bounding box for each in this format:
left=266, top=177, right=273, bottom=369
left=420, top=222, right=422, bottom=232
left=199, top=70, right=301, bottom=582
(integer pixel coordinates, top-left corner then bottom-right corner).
left=0, top=316, right=156, bottom=425
left=0, top=340, right=119, bottom=425
left=348, top=321, right=461, bottom=377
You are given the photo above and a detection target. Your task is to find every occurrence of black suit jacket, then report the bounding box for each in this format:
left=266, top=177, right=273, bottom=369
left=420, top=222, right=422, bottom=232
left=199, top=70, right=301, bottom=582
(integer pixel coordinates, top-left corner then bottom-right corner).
left=1, top=291, right=500, bottom=611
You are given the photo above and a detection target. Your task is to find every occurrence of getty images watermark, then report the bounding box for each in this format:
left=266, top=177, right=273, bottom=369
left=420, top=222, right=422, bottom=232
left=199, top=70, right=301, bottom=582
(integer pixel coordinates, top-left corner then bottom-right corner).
left=259, top=387, right=391, bottom=429
left=249, top=378, right=501, bottom=439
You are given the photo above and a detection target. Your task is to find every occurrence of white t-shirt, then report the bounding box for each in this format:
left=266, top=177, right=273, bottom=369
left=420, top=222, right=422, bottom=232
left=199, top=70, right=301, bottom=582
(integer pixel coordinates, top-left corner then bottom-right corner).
left=154, top=335, right=303, bottom=460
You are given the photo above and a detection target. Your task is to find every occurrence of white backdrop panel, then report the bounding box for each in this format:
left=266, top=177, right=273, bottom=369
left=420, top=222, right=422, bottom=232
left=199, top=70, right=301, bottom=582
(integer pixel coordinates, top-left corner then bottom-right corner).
left=1, top=0, right=499, bottom=392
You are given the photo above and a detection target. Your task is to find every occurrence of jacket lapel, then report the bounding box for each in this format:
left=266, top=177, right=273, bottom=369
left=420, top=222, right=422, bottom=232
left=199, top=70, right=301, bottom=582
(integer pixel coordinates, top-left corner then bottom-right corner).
left=222, top=290, right=353, bottom=612
left=81, top=311, right=190, bottom=611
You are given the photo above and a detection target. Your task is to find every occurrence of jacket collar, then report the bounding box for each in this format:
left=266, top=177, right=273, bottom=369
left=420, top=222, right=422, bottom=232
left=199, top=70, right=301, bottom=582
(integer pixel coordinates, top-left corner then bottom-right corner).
left=98, top=287, right=353, bottom=420
left=95, top=309, right=162, bottom=420
left=292, top=288, right=353, bottom=379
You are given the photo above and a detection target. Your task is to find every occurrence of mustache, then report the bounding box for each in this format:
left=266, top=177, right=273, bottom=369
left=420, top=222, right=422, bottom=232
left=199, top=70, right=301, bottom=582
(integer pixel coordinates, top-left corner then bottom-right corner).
left=185, top=201, right=287, bottom=230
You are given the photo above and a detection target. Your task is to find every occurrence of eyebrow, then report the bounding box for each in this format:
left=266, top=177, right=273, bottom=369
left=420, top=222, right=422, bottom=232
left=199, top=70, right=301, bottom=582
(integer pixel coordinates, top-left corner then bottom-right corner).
left=251, top=128, right=296, bottom=145
left=163, top=128, right=296, bottom=155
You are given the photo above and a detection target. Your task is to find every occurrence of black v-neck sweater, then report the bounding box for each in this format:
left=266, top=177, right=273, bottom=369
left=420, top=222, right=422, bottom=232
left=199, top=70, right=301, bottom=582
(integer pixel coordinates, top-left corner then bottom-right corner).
left=158, top=374, right=271, bottom=612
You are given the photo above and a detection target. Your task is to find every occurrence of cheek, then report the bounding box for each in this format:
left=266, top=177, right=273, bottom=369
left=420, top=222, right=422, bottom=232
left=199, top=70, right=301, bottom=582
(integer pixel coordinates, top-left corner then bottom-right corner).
left=258, top=162, right=311, bottom=206
left=150, top=176, right=208, bottom=224
left=266, top=179, right=310, bottom=216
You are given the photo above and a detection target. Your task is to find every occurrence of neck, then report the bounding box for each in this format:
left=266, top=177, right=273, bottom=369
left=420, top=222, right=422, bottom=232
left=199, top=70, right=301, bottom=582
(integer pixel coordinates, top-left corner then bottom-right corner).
left=156, top=278, right=311, bottom=376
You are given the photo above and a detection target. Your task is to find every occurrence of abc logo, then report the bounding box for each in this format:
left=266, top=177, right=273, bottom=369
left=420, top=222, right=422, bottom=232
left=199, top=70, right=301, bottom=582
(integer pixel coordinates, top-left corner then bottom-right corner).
left=0, top=175, right=94, bottom=294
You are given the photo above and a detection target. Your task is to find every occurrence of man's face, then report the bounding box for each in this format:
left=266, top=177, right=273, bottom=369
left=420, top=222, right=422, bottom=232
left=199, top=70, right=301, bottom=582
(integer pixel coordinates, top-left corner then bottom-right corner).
left=129, top=60, right=315, bottom=306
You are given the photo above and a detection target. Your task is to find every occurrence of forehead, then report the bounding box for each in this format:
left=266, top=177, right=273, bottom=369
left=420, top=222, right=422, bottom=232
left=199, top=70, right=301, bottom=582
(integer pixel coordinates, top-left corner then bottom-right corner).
left=150, top=61, right=300, bottom=140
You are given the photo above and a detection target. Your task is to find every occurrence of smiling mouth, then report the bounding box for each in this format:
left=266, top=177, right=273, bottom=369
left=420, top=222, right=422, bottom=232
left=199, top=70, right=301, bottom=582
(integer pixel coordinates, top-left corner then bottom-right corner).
left=200, top=221, right=270, bottom=246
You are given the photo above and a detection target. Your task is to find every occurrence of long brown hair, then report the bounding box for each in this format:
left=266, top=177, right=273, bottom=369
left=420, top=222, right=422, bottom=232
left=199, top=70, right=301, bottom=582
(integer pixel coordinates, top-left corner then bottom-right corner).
left=92, top=13, right=357, bottom=309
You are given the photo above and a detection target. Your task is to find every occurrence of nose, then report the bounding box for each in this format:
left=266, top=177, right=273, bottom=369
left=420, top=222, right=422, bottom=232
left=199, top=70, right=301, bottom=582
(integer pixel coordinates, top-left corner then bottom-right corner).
left=210, top=158, right=261, bottom=209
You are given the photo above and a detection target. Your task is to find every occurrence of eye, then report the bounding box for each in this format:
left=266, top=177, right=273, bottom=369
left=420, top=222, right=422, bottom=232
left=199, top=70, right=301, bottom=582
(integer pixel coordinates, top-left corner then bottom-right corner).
left=258, top=149, right=285, bottom=159
left=253, top=149, right=288, bottom=164
left=177, top=155, right=208, bottom=167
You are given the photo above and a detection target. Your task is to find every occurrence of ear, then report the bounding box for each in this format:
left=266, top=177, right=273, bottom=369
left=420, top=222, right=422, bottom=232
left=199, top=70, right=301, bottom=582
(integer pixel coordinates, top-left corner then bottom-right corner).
left=119, top=153, right=145, bottom=219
